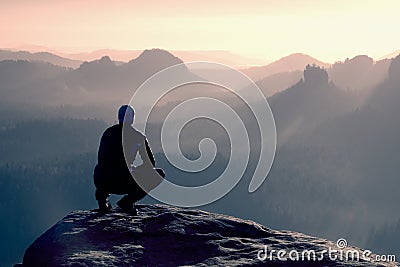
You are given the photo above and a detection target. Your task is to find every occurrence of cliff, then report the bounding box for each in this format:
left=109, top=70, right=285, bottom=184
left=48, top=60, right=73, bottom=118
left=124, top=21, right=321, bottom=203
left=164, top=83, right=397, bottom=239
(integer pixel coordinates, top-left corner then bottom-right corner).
left=20, top=205, right=398, bottom=266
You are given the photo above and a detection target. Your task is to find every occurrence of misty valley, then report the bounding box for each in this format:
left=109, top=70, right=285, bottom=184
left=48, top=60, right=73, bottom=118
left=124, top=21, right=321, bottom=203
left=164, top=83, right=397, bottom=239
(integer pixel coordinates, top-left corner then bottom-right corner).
left=1, top=49, right=399, bottom=266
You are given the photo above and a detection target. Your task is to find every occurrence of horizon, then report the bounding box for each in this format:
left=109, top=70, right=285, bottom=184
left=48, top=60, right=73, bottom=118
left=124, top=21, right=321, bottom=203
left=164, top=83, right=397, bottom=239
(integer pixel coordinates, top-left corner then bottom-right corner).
left=2, top=46, right=399, bottom=67
left=1, top=0, right=399, bottom=63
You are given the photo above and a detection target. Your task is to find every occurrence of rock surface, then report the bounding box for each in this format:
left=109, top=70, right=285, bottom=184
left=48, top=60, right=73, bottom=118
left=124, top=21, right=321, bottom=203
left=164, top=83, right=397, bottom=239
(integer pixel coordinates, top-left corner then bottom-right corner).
left=21, top=205, right=398, bottom=266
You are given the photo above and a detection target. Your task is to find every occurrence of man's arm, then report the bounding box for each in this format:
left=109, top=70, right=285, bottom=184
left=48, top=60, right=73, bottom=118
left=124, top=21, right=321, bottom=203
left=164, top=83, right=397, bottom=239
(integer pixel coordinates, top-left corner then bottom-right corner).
left=139, top=138, right=155, bottom=167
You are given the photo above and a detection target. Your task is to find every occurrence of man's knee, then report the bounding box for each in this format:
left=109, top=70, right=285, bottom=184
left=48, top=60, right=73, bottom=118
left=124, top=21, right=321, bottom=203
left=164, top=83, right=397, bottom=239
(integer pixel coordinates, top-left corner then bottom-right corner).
left=95, top=188, right=109, bottom=201
left=127, top=188, right=147, bottom=203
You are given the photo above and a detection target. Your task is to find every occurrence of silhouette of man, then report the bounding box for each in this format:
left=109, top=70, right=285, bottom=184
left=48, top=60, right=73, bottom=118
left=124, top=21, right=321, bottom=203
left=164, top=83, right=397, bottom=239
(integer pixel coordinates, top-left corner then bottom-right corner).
left=94, top=105, right=165, bottom=215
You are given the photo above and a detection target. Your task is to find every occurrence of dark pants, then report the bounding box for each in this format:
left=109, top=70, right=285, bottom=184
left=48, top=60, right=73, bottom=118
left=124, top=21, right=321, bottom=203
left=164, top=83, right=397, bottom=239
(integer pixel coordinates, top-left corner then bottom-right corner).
left=94, top=164, right=165, bottom=203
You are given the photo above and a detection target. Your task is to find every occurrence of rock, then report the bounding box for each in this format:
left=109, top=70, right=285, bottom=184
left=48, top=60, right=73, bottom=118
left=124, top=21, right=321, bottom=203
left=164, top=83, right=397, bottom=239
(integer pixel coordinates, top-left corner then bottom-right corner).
left=21, top=205, right=398, bottom=266
left=304, top=65, right=329, bottom=86
left=388, top=54, right=400, bottom=84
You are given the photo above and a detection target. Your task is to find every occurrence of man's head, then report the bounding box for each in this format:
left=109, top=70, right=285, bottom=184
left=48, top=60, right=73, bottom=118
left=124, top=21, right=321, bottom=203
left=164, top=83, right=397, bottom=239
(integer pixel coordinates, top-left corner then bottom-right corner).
left=118, top=105, right=135, bottom=124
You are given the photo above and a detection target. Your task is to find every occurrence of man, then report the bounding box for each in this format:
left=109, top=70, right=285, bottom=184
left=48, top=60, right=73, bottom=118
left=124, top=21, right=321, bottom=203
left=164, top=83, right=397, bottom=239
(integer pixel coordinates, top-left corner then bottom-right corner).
left=94, top=105, right=165, bottom=215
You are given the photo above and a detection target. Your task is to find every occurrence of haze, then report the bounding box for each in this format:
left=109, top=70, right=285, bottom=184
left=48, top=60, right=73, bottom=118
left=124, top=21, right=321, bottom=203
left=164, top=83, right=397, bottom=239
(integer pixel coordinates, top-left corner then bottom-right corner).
left=1, top=0, right=399, bottom=63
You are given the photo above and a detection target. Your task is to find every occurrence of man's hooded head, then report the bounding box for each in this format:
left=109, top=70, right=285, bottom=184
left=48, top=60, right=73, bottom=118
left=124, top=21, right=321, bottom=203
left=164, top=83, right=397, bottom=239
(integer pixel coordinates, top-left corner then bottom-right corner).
left=118, top=105, right=135, bottom=124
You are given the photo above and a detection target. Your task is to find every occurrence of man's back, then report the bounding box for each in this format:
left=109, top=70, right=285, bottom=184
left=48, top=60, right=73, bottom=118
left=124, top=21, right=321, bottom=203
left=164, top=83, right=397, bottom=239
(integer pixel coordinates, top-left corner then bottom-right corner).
left=97, top=124, right=145, bottom=172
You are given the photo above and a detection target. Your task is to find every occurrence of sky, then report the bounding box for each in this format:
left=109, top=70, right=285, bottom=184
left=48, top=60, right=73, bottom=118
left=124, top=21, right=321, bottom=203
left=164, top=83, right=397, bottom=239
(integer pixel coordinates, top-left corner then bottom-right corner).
left=0, top=0, right=399, bottom=63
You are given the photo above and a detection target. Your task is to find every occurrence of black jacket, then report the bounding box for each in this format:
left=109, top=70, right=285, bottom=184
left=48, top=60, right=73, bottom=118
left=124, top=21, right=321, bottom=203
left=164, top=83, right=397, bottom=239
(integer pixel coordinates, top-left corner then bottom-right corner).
left=97, top=123, right=155, bottom=174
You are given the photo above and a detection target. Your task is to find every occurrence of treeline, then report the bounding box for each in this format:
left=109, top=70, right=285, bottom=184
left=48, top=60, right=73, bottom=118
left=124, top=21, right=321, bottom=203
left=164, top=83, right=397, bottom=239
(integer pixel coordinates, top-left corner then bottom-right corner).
left=0, top=118, right=107, bottom=266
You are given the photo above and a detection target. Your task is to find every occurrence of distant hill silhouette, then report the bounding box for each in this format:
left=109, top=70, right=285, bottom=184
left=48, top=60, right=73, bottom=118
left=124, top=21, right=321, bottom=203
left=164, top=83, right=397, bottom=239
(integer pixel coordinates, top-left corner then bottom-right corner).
left=0, top=49, right=190, bottom=108
left=0, top=60, right=69, bottom=105
left=379, top=50, right=400, bottom=60
left=365, top=54, right=400, bottom=110
left=328, top=55, right=390, bottom=91
left=3, top=48, right=394, bottom=99
left=256, top=70, right=303, bottom=96
left=268, top=65, right=353, bottom=145
left=388, top=54, right=400, bottom=84
left=67, top=55, right=118, bottom=93
left=241, top=53, right=330, bottom=81
left=57, top=49, right=263, bottom=67
left=278, top=57, right=400, bottom=248
left=124, top=48, right=184, bottom=75
left=0, top=50, right=82, bottom=68
left=254, top=55, right=391, bottom=98
left=68, top=49, right=185, bottom=92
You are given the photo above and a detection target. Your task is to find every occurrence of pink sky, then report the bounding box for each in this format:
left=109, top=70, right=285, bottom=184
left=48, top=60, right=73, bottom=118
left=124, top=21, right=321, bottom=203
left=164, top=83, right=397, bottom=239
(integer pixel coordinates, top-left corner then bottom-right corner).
left=0, top=0, right=399, bottom=62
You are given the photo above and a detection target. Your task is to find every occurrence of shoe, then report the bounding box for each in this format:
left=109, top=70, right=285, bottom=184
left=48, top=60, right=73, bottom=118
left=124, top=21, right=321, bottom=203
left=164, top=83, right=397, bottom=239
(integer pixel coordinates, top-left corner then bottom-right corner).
left=117, top=196, right=138, bottom=216
left=98, top=199, right=112, bottom=213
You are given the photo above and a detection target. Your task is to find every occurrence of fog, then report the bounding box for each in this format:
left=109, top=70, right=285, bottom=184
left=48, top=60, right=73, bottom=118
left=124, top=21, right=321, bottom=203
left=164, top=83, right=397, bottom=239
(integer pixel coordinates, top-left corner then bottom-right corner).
left=1, top=49, right=399, bottom=266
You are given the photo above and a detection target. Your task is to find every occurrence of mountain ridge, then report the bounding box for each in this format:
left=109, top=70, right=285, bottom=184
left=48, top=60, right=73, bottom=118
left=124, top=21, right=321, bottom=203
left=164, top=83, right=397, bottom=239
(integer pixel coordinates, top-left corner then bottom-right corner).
left=0, top=48, right=393, bottom=96
left=241, top=53, right=330, bottom=81
left=0, top=49, right=82, bottom=69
